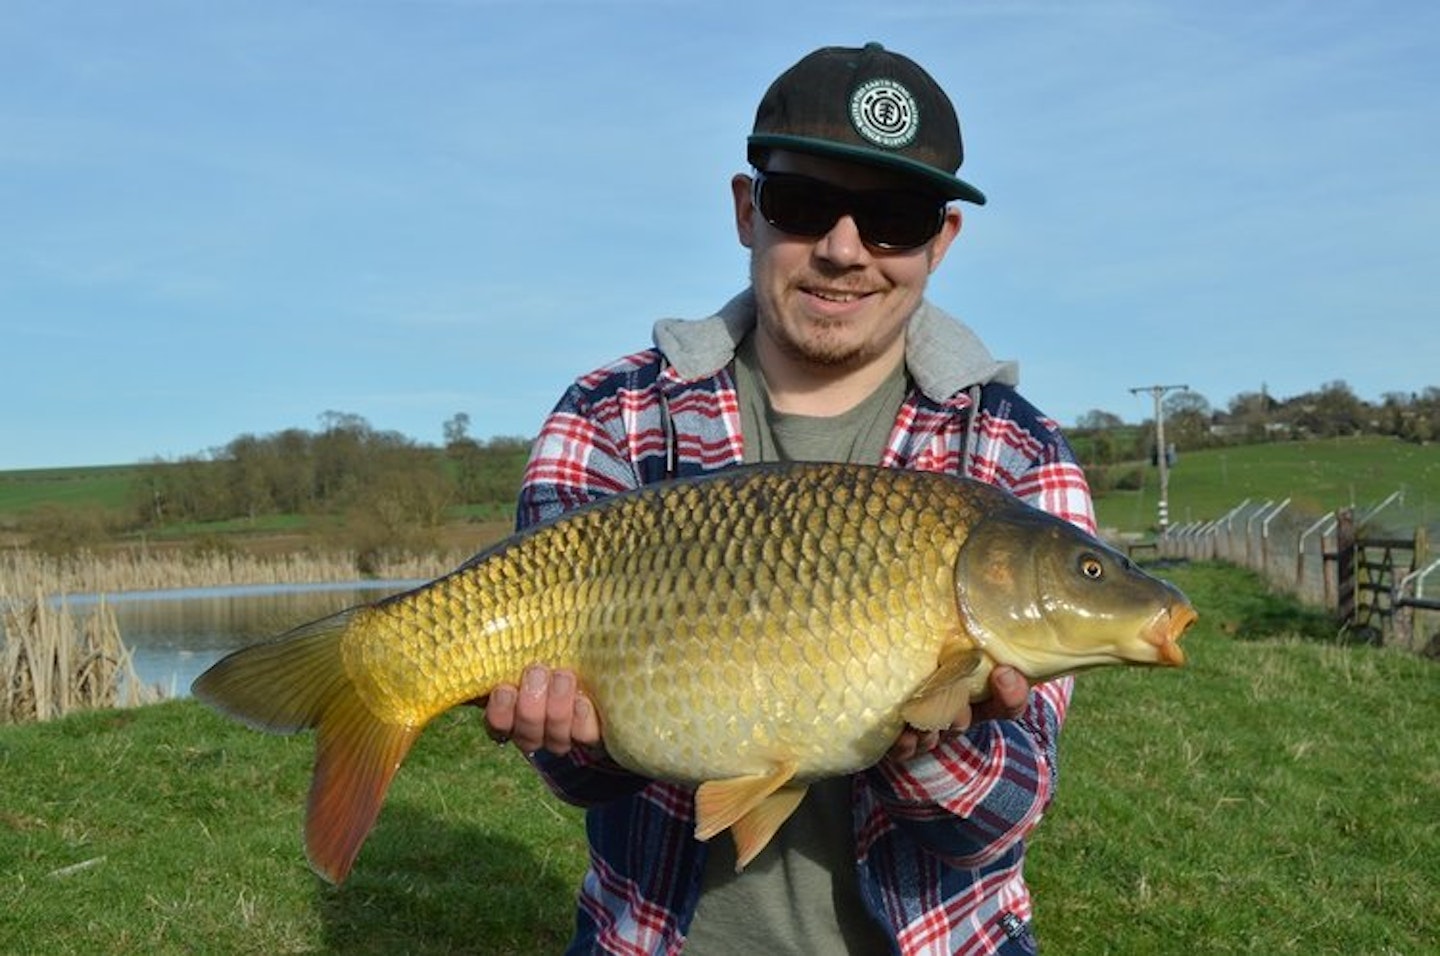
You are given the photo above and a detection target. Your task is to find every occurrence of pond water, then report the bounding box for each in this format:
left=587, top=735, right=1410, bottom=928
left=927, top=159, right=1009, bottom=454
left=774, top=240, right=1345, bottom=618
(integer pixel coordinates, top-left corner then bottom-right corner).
left=57, top=580, right=425, bottom=698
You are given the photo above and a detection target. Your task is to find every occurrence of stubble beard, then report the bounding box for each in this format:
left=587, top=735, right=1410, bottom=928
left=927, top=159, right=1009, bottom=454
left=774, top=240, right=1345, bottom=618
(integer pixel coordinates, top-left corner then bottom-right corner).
left=770, top=317, right=873, bottom=370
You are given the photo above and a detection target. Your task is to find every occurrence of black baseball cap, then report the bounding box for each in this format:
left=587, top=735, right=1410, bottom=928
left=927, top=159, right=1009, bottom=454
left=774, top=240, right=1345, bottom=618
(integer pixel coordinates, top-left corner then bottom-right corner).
left=748, top=42, right=986, bottom=205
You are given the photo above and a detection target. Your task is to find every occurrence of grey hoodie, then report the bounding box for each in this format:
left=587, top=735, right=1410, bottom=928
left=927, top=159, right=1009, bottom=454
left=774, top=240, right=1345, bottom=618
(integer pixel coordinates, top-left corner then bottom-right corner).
left=651, top=288, right=1019, bottom=401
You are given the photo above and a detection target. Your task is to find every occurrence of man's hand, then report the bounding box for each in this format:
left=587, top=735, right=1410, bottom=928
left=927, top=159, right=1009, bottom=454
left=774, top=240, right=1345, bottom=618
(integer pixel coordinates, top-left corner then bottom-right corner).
left=886, top=666, right=1030, bottom=763
left=484, top=665, right=602, bottom=757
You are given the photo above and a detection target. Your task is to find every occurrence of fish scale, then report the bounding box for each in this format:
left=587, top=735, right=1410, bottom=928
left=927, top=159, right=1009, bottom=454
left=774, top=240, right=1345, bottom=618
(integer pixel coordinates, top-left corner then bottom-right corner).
left=194, top=461, right=1195, bottom=883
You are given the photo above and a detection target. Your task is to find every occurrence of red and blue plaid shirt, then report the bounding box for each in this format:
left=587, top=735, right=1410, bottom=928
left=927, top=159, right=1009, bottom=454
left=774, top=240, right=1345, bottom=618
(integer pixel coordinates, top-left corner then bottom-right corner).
left=517, top=316, right=1095, bottom=955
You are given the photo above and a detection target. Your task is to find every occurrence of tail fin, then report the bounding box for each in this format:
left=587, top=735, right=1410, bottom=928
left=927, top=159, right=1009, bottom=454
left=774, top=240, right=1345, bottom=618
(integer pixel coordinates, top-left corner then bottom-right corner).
left=192, top=611, right=421, bottom=884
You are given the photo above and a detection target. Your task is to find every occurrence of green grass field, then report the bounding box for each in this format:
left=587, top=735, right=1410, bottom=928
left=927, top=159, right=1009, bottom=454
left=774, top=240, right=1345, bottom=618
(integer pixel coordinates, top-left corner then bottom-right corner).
left=2, top=562, right=1435, bottom=954
left=0, top=465, right=145, bottom=515
left=1093, top=436, right=1439, bottom=534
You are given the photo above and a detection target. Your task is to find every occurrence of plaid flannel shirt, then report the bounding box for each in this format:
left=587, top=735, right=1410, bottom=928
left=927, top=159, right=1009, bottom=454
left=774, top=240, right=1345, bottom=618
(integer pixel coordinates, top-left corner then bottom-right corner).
left=516, top=315, right=1095, bottom=955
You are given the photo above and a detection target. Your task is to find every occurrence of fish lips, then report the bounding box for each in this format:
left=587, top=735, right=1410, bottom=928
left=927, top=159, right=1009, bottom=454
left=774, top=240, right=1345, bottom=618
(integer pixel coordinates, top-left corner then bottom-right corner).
left=1145, top=601, right=1197, bottom=666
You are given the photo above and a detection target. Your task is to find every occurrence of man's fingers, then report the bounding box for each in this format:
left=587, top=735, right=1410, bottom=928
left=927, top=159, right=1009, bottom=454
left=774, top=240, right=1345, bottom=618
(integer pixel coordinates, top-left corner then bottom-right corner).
left=484, top=684, right=517, bottom=743
left=544, top=670, right=577, bottom=754
left=486, top=666, right=600, bottom=757
left=572, top=693, right=601, bottom=747
left=509, top=666, right=551, bottom=754
left=972, top=666, right=1030, bottom=722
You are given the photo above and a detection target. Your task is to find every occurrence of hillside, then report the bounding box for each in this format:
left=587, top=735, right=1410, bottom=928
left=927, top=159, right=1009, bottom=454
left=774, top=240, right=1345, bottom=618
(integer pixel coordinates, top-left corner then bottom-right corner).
left=1092, top=435, right=1438, bottom=536
left=2, top=435, right=1437, bottom=546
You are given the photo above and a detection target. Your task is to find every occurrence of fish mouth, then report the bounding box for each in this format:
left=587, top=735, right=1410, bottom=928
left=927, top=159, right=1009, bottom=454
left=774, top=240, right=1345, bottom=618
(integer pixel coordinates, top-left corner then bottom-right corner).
left=1146, top=602, right=1197, bottom=666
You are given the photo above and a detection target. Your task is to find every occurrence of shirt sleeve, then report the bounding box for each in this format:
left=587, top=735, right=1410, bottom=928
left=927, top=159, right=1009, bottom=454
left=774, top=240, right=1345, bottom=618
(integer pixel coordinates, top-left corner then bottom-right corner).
left=862, top=674, right=1072, bottom=867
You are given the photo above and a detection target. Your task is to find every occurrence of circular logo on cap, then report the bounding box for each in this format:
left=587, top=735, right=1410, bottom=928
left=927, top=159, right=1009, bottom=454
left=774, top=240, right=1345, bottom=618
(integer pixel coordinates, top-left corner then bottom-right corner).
left=850, top=79, right=919, bottom=149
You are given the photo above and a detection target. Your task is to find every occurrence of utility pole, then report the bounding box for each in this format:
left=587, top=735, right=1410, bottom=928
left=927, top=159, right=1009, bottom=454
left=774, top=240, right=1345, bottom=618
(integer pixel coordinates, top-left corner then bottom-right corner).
left=1130, top=384, right=1188, bottom=532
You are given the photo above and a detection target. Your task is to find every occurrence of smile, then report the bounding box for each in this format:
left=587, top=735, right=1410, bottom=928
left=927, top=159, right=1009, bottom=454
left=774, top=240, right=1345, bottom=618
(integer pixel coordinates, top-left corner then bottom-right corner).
left=807, top=288, right=870, bottom=303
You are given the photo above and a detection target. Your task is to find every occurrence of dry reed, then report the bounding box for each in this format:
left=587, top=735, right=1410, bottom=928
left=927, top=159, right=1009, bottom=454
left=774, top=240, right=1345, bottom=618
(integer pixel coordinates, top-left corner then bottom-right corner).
left=0, top=546, right=470, bottom=599
left=1, top=590, right=160, bottom=724
left=0, top=544, right=475, bottom=724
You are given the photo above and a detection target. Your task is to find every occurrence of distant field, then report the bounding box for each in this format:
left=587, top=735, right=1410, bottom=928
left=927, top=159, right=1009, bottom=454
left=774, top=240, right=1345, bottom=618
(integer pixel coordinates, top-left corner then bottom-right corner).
left=1094, top=435, right=1439, bottom=534
left=3, top=436, right=1437, bottom=540
left=0, top=464, right=145, bottom=515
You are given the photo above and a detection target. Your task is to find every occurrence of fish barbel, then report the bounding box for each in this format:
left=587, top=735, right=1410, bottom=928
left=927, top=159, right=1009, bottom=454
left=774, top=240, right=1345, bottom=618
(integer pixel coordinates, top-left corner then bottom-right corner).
left=194, top=462, right=1195, bottom=884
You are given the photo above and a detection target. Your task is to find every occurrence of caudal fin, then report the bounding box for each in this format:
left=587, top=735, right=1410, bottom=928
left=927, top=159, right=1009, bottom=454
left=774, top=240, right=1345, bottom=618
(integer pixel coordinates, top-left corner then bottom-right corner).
left=192, top=611, right=421, bottom=884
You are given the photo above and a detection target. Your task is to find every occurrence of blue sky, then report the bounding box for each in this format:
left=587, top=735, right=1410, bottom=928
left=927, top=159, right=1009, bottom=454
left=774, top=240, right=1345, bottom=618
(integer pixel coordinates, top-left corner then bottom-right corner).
left=3, top=0, right=1436, bottom=470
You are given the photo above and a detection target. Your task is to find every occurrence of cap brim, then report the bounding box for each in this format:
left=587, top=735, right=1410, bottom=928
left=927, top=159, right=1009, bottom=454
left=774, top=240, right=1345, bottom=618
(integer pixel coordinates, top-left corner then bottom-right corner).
left=748, top=133, right=987, bottom=205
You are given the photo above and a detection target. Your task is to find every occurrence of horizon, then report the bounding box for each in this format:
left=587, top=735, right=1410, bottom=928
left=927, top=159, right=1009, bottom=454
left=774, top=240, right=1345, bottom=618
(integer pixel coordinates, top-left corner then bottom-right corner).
left=6, top=378, right=1429, bottom=475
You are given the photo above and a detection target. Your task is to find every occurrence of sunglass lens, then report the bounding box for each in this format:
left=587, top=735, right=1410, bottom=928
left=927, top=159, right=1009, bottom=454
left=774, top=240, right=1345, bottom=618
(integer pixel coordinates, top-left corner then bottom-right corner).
left=757, top=176, right=839, bottom=237
left=858, top=194, right=943, bottom=249
left=755, top=173, right=941, bottom=250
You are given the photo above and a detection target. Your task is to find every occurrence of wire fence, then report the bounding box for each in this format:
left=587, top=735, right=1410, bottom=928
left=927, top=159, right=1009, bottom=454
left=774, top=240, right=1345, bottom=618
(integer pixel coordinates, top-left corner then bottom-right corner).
left=1157, top=494, right=1439, bottom=655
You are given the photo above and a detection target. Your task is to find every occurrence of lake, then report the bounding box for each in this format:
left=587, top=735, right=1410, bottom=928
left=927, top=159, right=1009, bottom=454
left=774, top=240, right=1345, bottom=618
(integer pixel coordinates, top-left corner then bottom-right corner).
left=57, top=580, right=425, bottom=698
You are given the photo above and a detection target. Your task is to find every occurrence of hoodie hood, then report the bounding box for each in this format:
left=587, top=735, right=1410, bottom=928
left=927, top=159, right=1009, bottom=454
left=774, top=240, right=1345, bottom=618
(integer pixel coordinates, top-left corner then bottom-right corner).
left=651, top=289, right=1018, bottom=403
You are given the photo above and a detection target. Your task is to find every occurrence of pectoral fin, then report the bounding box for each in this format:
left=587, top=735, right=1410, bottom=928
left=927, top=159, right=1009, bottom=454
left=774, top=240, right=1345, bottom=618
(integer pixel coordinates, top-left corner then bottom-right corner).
left=900, top=643, right=982, bottom=731
left=694, top=762, right=799, bottom=844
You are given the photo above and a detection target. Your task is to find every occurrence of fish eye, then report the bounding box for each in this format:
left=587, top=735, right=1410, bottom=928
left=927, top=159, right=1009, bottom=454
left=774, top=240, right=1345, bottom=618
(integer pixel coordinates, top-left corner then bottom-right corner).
left=1079, top=554, right=1105, bottom=580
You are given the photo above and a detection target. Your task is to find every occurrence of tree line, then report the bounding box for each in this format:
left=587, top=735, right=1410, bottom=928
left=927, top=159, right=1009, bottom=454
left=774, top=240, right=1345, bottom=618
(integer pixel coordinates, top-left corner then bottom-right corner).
left=118, top=411, right=530, bottom=566
left=18, top=380, right=1436, bottom=556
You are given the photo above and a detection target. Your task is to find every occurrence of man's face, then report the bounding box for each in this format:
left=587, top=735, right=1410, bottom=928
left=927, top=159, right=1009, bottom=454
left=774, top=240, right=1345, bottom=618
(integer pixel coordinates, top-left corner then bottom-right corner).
left=732, top=150, right=962, bottom=375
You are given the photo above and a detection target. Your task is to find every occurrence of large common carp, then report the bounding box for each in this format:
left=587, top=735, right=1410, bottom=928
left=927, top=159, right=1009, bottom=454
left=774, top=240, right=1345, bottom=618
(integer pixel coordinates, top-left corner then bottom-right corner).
left=194, top=462, right=1195, bottom=884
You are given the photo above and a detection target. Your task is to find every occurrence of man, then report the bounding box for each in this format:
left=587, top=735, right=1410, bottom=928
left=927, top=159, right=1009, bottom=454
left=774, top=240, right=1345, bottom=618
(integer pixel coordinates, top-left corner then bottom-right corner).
left=485, top=42, right=1095, bottom=954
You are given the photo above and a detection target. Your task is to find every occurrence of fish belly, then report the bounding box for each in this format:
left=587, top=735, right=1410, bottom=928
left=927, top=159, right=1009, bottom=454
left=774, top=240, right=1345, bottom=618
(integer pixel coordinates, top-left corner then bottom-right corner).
left=586, top=606, right=944, bottom=784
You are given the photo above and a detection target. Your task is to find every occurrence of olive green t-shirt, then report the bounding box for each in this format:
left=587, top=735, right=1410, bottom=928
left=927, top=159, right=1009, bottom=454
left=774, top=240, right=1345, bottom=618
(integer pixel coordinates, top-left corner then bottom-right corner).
left=682, top=333, right=905, bottom=953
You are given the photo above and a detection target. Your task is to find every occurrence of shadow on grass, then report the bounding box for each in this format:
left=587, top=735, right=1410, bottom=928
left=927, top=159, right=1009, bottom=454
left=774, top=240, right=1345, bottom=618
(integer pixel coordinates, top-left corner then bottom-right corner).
left=315, top=801, right=579, bottom=955
left=1226, top=593, right=1344, bottom=643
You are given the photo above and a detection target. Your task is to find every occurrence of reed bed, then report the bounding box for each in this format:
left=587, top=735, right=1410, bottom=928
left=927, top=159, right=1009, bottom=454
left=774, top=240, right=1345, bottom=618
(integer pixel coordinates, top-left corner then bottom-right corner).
left=1, top=591, right=160, bottom=724
left=0, top=544, right=474, bottom=724
left=0, top=545, right=471, bottom=599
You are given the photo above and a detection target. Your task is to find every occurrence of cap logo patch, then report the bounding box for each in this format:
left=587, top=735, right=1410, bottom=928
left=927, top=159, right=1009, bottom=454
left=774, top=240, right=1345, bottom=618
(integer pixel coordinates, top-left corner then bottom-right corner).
left=849, top=78, right=919, bottom=149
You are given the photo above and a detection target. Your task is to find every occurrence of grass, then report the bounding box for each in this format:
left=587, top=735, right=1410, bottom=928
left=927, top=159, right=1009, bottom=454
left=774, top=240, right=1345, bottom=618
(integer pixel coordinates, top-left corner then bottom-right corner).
left=0, top=705, right=587, bottom=955
left=1029, top=562, right=1438, bottom=953
left=1, top=562, right=1436, bottom=953
left=0, top=465, right=145, bottom=514
left=1094, top=435, right=1440, bottom=534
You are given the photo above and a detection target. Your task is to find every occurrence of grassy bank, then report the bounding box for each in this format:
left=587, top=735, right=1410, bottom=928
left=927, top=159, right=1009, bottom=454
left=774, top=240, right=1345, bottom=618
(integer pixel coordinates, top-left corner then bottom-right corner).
left=1095, top=434, right=1439, bottom=534
left=2, top=562, right=1436, bottom=954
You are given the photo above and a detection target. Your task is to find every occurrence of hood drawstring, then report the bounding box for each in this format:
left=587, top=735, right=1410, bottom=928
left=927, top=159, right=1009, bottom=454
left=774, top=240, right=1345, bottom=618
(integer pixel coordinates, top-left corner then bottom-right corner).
left=959, top=384, right=982, bottom=480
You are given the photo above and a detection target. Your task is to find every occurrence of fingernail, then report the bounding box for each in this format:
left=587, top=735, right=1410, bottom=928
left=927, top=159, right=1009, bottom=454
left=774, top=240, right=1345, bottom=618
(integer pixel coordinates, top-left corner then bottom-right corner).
left=522, top=667, right=547, bottom=693
left=997, top=668, right=1022, bottom=692
left=490, top=686, right=515, bottom=709
left=574, top=695, right=592, bottom=721
left=552, top=670, right=574, bottom=695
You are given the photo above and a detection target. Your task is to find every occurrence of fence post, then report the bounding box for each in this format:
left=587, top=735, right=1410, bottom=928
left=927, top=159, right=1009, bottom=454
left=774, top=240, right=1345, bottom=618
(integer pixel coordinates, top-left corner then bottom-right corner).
left=1395, top=526, right=1431, bottom=651
left=1334, top=508, right=1356, bottom=627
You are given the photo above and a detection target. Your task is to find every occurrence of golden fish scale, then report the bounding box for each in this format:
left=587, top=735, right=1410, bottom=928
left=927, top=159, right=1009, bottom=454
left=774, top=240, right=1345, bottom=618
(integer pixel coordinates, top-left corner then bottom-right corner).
left=344, top=465, right=986, bottom=782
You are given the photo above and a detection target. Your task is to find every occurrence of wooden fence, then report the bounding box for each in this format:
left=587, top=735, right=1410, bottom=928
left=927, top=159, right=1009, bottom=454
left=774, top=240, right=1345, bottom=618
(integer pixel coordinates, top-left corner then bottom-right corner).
left=1157, top=497, right=1438, bottom=654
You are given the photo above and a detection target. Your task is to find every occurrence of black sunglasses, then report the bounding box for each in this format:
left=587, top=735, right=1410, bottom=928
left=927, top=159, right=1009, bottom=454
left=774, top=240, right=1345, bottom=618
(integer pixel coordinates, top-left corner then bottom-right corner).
left=749, top=170, right=947, bottom=251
